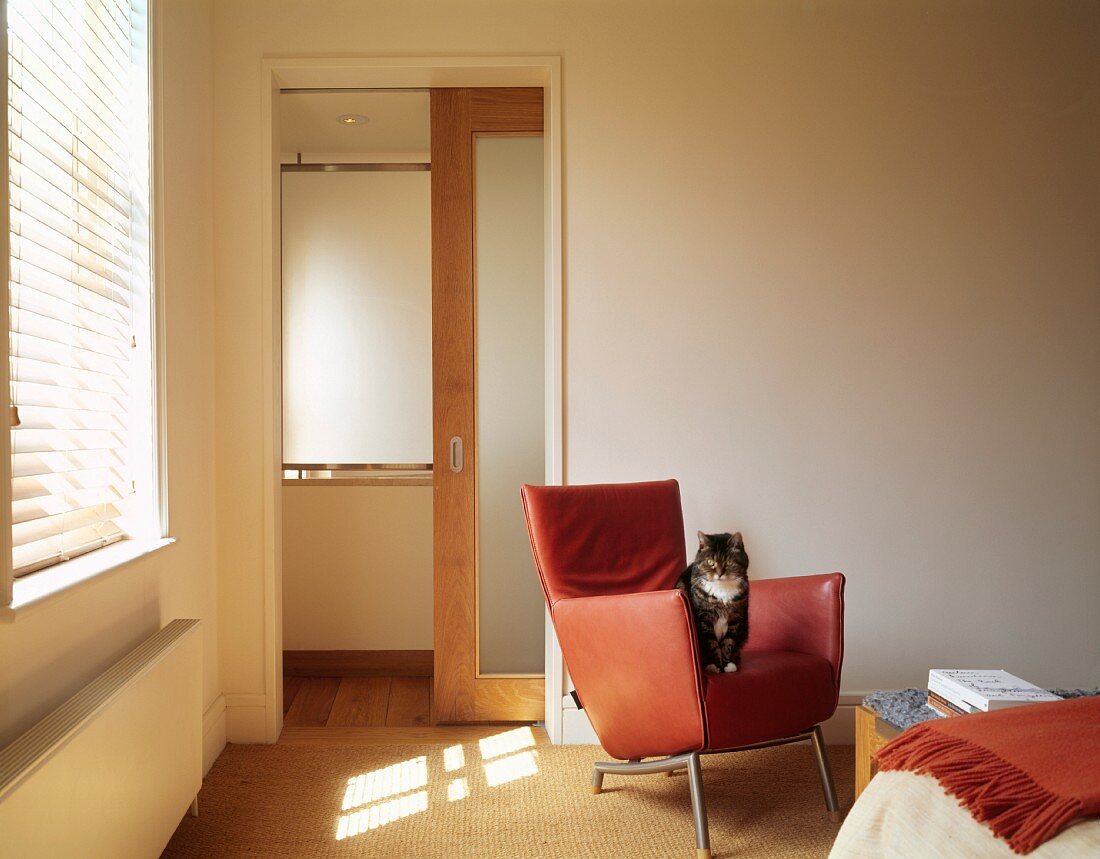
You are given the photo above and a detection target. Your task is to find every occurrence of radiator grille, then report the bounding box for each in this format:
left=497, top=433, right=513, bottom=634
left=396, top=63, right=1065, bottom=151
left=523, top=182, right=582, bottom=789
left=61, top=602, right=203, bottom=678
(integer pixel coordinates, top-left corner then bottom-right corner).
left=0, top=618, right=200, bottom=800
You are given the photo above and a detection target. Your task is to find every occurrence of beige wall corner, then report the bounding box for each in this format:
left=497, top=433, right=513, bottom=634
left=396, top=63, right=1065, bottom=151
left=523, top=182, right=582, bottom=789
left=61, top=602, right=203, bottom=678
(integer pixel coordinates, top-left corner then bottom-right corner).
left=821, top=702, right=858, bottom=747
left=202, top=694, right=227, bottom=774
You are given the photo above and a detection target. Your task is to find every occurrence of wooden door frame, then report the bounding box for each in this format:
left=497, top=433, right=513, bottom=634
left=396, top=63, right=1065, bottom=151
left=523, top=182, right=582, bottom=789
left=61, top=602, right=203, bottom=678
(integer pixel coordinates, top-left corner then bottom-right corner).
left=259, top=57, right=564, bottom=743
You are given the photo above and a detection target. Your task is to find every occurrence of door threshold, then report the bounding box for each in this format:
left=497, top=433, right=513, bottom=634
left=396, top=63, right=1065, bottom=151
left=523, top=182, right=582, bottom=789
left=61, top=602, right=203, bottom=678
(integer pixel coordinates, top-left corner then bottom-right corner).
left=278, top=724, right=548, bottom=747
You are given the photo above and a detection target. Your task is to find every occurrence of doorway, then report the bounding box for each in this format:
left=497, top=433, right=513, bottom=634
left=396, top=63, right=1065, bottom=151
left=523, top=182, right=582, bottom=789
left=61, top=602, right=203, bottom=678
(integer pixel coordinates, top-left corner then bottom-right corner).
left=278, top=90, right=435, bottom=729
left=264, top=62, right=563, bottom=739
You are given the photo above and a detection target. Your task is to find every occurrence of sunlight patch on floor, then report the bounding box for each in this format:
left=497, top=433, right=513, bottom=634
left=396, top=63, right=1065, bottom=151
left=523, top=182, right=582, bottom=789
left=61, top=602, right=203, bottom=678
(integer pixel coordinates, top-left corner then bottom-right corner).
left=447, top=777, right=469, bottom=801
left=443, top=743, right=465, bottom=772
left=335, top=727, right=542, bottom=840
left=335, top=791, right=429, bottom=840
left=483, top=750, right=539, bottom=787
left=341, top=756, right=428, bottom=809
left=478, top=726, right=536, bottom=760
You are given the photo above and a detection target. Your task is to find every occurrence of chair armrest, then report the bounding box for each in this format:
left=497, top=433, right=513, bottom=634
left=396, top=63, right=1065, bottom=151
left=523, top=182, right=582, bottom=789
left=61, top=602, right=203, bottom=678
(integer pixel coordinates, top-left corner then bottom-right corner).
left=552, top=589, right=706, bottom=760
left=744, top=573, right=845, bottom=691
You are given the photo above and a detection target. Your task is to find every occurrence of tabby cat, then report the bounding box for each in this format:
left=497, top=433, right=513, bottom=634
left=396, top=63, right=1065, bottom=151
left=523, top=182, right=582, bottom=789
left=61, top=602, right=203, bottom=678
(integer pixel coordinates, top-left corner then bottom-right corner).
left=677, top=531, right=749, bottom=673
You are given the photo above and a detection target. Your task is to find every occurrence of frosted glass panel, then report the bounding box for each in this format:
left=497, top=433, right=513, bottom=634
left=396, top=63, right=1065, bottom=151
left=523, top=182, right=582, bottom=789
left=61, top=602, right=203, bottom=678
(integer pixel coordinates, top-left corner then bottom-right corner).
left=476, top=136, right=545, bottom=675
left=282, top=170, right=431, bottom=464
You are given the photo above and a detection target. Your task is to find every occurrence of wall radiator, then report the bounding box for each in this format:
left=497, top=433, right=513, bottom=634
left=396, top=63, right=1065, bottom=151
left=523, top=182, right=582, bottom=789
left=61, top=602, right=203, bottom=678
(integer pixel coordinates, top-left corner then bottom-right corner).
left=0, top=619, right=202, bottom=857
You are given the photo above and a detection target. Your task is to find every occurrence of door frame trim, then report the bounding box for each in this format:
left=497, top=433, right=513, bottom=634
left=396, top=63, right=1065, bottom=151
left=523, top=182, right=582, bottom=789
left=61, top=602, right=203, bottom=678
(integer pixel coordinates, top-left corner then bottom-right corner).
left=260, top=56, right=564, bottom=743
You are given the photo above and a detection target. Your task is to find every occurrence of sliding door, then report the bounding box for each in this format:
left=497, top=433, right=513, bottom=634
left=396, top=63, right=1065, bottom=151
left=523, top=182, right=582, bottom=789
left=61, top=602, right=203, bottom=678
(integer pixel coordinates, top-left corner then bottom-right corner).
left=432, top=89, right=545, bottom=722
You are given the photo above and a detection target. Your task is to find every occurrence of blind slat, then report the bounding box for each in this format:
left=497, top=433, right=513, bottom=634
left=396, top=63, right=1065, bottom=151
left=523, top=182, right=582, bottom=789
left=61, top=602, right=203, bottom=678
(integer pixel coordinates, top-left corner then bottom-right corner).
left=11, top=266, right=131, bottom=325
left=13, top=484, right=124, bottom=525
left=12, top=284, right=131, bottom=343
left=11, top=382, right=127, bottom=417
left=11, top=232, right=130, bottom=304
left=12, top=448, right=127, bottom=479
left=11, top=220, right=130, bottom=292
left=12, top=307, right=132, bottom=361
left=9, top=405, right=125, bottom=433
left=10, top=337, right=129, bottom=383
left=9, top=87, right=130, bottom=197
left=10, top=159, right=130, bottom=252
left=10, top=20, right=128, bottom=114
left=12, top=502, right=122, bottom=546
left=12, top=245, right=132, bottom=311
left=7, top=80, right=130, bottom=190
left=9, top=4, right=129, bottom=103
left=13, top=468, right=125, bottom=502
left=8, top=123, right=133, bottom=225
left=10, top=152, right=130, bottom=231
left=12, top=448, right=126, bottom=481
left=11, top=283, right=132, bottom=345
left=11, top=361, right=128, bottom=399
left=12, top=172, right=132, bottom=265
left=12, top=428, right=125, bottom=455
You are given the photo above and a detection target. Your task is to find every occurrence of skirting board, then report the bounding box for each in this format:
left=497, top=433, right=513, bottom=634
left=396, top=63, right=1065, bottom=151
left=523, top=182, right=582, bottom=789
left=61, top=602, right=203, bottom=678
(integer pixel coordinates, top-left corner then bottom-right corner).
left=561, top=694, right=861, bottom=747
left=225, top=694, right=268, bottom=743
left=562, top=699, right=599, bottom=745
left=283, top=650, right=433, bottom=677
left=202, top=695, right=227, bottom=775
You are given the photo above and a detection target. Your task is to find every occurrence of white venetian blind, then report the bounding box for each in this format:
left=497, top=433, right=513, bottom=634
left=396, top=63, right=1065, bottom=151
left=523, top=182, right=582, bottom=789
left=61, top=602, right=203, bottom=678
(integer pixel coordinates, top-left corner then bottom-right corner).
left=7, top=0, right=152, bottom=576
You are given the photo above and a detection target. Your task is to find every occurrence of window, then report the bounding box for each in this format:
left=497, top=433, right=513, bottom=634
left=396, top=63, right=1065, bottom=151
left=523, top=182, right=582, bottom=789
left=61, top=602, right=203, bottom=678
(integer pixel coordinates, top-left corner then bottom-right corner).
left=4, top=0, right=157, bottom=584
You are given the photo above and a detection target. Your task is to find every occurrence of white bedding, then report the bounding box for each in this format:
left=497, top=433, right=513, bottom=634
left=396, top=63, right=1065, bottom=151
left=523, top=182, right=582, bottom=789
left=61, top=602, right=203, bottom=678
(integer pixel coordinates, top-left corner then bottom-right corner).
left=830, top=770, right=1100, bottom=858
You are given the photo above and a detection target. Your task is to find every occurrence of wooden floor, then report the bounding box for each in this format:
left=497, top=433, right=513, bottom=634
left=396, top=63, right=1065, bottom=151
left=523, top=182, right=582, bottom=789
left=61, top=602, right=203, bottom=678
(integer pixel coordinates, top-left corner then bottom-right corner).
left=283, top=675, right=431, bottom=728
left=279, top=674, right=547, bottom=746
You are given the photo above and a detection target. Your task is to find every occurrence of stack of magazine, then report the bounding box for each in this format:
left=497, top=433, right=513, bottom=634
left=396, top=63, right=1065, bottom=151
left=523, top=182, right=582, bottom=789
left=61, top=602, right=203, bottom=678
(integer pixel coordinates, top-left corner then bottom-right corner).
left=927, top=669, right=1062, bottom=717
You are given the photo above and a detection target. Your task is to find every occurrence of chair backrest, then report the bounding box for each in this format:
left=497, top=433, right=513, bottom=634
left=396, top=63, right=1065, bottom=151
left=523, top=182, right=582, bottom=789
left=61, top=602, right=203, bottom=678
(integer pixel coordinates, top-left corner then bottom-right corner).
left=521, top=480, right=687, bottom=607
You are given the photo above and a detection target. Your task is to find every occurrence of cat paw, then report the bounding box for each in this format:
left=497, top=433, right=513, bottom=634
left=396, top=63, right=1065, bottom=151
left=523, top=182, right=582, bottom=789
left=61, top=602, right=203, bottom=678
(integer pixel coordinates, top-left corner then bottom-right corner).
left=723, top=662, right=737, bottom=673
left=704, top=664, right=719, bottom=673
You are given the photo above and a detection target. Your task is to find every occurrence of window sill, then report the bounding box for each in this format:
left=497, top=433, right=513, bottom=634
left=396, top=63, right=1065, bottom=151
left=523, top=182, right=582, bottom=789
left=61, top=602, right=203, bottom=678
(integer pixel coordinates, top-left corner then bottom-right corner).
left=1, top=537, right=176, bottom=623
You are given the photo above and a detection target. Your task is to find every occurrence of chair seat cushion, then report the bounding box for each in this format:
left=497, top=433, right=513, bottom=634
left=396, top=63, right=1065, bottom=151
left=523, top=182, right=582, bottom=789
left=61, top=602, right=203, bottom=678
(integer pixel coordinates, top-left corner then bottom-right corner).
left=703, top=649, right=838, bottom=750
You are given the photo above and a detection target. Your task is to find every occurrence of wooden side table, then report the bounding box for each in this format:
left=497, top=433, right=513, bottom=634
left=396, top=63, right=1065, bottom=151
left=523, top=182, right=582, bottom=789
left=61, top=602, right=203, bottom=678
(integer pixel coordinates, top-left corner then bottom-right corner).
left=854, top=704, right=901, bottom=799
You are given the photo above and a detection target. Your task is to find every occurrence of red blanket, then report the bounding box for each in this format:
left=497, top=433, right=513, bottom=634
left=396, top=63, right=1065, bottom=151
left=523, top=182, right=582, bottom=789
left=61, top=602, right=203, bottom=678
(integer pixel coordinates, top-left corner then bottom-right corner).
left=874, top=696, right=1100, bottom=854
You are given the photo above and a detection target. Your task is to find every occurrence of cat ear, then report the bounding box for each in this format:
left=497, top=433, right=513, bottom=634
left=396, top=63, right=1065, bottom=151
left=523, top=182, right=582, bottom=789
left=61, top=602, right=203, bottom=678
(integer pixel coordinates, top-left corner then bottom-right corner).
left=697, top=531, right=709, bottom=547
left=731, top=531, right=744, bottom=547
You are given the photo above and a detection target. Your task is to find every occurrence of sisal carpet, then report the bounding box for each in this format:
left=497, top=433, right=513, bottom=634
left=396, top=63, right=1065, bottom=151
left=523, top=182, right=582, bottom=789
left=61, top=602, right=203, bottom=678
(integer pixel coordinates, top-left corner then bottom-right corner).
left=163, top=732, right=853, bottom=858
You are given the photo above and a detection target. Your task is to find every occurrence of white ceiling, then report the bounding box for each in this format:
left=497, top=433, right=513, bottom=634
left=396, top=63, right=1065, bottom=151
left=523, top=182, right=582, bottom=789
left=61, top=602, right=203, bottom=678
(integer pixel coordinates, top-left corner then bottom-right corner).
left=279, top=90, right=430, bottom=155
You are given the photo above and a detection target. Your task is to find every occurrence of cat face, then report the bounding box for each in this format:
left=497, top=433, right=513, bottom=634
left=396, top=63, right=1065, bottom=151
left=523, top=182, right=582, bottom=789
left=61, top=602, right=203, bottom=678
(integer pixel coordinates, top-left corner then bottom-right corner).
left=694, top=531, right=749, bottom=582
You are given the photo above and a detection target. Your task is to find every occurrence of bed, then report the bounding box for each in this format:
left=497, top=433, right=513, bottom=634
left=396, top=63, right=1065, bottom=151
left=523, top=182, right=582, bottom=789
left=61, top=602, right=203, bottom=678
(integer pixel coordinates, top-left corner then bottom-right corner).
left=831, top=693, right=1100, bottom=858
left=831, top=768, right=1100, bottom=857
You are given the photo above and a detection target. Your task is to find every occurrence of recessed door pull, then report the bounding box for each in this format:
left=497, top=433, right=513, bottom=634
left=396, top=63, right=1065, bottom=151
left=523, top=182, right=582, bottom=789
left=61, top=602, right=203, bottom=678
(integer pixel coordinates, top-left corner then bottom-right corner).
left=450, top=436, right=463, bottom=473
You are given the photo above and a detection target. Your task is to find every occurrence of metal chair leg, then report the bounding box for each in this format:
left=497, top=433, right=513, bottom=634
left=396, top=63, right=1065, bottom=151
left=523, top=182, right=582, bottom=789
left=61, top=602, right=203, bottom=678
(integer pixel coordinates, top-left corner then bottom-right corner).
left=591, top=767, right=604, bottom=794
left=590, top=752, right=708, bottom=856
left=589, top=729, right=835, bottom=855
left=810, top=725, right=841, bottom=822
left=686, top=752, right=712, bottom=859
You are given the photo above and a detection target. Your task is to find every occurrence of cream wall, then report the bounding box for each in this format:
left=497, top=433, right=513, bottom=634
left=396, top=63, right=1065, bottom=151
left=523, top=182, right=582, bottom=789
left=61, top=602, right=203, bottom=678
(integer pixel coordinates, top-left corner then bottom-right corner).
left=212, top=0, right=1100, bottom=739
left=0, top=0, right=222, bottom=769
left=282, top=485, right=432, bottom=650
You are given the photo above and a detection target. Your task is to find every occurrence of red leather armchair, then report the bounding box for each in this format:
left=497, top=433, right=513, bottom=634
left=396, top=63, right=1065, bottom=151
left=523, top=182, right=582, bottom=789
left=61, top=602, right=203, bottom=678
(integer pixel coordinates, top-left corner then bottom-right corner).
left=522, top=479, right=844, bottom=859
